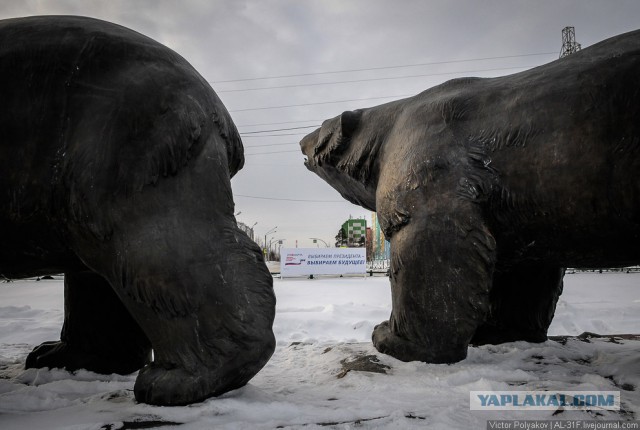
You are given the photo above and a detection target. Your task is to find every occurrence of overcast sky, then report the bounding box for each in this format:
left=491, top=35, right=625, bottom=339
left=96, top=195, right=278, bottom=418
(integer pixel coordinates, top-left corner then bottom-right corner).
left=2, top=1, right=639, bottom=249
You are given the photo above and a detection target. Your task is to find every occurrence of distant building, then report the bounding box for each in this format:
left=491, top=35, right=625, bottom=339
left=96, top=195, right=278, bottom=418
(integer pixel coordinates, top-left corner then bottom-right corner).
left=343, top=218, right=366, bottom=244
left=336, top=218, right=367, bottom=247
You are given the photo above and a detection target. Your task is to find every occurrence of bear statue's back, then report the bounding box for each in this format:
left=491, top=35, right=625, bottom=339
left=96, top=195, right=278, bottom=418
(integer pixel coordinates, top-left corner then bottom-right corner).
left=0, top=16, right=242, bottom=277
left=371, top=28, right=640, bottom=267
left=447, top=29, right=640, bottom=267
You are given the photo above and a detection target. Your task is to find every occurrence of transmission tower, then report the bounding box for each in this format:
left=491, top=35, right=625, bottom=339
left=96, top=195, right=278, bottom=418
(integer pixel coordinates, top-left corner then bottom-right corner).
left=559, top=26, right=582, bottom=58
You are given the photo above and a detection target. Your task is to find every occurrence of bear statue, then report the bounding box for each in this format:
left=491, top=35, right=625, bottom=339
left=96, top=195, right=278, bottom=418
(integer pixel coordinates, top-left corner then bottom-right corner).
left=0, top=16, right=275, bottom=405
left=300, top=29, right=640, bottom=364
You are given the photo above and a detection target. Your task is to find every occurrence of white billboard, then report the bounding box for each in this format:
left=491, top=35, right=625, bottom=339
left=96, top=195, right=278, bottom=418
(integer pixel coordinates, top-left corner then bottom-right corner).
left=280, top=248, right=366, bottom=277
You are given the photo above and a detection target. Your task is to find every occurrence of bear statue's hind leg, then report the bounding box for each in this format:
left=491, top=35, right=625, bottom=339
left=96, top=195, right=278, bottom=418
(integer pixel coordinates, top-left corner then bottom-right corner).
left=372, top=199, right=496, bottom=363
left=80, top=179, right=276, bottom=406
left=26, top=270, right=151, bottom=374
left=112, top=226, right=276, bottom=406
left=471, top=265, right=565, bottom=345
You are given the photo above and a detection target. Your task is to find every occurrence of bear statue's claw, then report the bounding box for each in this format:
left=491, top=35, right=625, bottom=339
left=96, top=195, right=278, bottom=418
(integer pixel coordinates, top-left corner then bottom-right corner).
left=26, top=340, right=149, bottom=375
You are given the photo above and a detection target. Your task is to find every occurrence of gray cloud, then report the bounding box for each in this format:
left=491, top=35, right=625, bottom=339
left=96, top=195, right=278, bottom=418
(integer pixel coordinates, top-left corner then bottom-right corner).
left=2, top=0, right=639, bottom=247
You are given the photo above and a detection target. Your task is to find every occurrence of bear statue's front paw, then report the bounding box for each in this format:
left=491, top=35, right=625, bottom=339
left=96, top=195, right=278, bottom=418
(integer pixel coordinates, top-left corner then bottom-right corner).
left=26, top=341, right=101, bottom=373
left=372, top=320, right=468, bottom=364
left=133, top=362, right=249, bottom=406
left=26, top=340, right=148, bottom=375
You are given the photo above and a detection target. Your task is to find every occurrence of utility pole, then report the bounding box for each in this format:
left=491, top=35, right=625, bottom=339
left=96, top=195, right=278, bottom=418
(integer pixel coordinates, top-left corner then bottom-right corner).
left=560, top=26, right=581, bottom=58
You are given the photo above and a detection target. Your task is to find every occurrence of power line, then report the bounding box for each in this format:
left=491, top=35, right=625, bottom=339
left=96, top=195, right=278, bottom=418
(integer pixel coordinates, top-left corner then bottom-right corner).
left=240, top=125, right=320, bottom=134
left=235, top=193, right=344, bottom=203
left=237, top=119, right=325, bottom=127
left=211, top=52, right=556, bottom=83
left=241, top=132, right=310, bottom=138
left=229, top=94, right=411, bottom=113
left=244, top=142, right=298, bottom=148
left=244, top=149, right=301, bottom=156
left=227, top=63, right=547, bottom=114
left=218, top=65, right=533, bottom=93
left=247, top=162, right=303, bottom=166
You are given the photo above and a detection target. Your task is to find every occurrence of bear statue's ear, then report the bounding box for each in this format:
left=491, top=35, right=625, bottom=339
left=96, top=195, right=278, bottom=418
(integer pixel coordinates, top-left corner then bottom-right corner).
left=339, top=110, right=362, bottom=140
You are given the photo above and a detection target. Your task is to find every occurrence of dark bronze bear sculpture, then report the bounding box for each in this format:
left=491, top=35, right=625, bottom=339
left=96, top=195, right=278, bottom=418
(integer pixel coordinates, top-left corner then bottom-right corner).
left=301, top=29, right=640, bottom=364
left=0, top=16, right=275, bottom=405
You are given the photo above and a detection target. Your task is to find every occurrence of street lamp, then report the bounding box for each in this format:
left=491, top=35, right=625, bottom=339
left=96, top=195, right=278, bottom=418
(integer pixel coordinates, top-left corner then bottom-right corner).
left=309, top=237, right=329, bottom=247
left=248, top=222, right=257, bottom=240
left=264, top=226, right=277, bottom=260
left=269, top=238, right=284, bottom=260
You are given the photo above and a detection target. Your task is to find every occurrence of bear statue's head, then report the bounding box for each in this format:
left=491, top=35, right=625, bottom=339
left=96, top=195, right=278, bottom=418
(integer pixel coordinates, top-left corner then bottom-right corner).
left=300, top=109, right=381, bottom=211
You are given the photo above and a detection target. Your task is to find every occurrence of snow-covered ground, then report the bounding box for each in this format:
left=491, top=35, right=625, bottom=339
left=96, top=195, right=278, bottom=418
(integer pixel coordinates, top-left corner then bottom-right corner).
left=0, top=273, right=638, bottom=429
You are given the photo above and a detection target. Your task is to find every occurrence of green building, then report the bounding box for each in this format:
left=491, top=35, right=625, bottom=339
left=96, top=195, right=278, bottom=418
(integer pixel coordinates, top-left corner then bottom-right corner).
left=336, top=218, right=367, bottom=247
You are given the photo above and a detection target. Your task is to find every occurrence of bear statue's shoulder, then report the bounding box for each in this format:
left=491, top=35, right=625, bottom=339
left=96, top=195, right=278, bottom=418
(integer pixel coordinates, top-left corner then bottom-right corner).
left=0, top=15, right=244, bottom=208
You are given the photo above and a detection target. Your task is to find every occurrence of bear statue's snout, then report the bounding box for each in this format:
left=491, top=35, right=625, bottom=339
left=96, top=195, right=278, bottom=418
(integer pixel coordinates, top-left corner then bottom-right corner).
left=300, top=127, right=321, bottom=168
